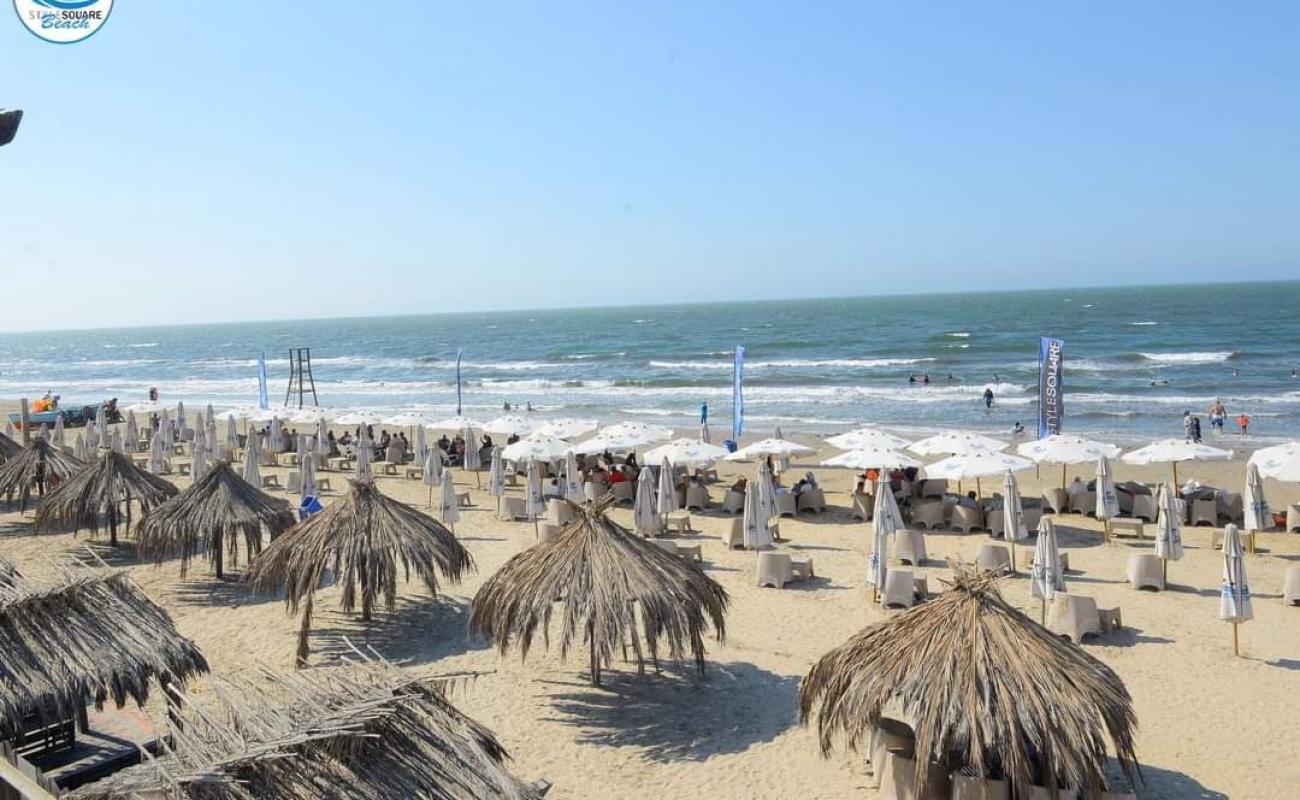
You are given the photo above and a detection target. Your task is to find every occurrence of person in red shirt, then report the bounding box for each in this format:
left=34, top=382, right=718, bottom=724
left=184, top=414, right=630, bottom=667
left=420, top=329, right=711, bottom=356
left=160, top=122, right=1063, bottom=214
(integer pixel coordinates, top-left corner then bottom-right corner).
left=609, top=469, right=628, bottom=484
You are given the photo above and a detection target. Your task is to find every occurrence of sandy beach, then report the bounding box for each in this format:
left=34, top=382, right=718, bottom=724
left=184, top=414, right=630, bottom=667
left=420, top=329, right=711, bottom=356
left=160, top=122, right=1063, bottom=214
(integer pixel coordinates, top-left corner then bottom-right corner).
left=1, top=405, right=1296, bottom=800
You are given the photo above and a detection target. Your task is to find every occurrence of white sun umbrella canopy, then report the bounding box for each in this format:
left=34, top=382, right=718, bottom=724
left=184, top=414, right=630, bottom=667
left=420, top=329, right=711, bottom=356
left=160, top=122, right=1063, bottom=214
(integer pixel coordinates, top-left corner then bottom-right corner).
left=1018, top=434, right=1121, bottom=464
left=822, top=448, right=921, bottom=471
left=656, top=457, right=677, bottom=517
left=429, top=415, right=480, bottom=432
left=1243, top=463, right=1270, bottom=533
left=742, top=481, right=773, bottom=550
left=727, top=437, right=815, bottom=461
left=422, top=448, right=444, bottom=487
left=925, top=450, right=1034, bottom=495
left=1247, top=440, right=1300, bottom=482
left=524, top=459, right=544, bottom=520
left=1095, top=455, right=1120, bottom=523
left=1031, top=517, right=1066, bottom=615
left=643, top=438, right=729, bottom=468
left=633, top=466, right=659, bottom=536
left=598, top=421, right=673, bottom=443
left=573, top=431, right=658, bottom=453
left=1123, top=438, right=1233, bottom=484
left=563, top=451, right=583, bottom=502
left=125, top=399, right=168, bottom=416
left=1154, top=482, right=1184, bottom=563
left=383, top=410, right=433, bottom=429
left=825, top=427, right=913, bottom=452
left=332, top=410, right=384, bottom=428
left=1002, top=469, right=1029, bottom=544
left=501, top=434, right=572, bottom=464
left=439, top=477, right=460, bottom=530
left=869, top=476, right=903, bottom=590
left=289, top=407, right=333, bottom=425
left=487, top=448, right=505, bottom=497
left=533, top=418, right=598, bottom=440
left=909, top=431, right=1008, bottom=456
left=482, top=414, right=536, bottom=437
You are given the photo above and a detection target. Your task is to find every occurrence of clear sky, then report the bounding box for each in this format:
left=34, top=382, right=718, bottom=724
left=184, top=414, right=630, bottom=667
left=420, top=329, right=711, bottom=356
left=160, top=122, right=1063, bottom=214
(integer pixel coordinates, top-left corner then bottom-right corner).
left=2, top=2, right=1298, bottom=332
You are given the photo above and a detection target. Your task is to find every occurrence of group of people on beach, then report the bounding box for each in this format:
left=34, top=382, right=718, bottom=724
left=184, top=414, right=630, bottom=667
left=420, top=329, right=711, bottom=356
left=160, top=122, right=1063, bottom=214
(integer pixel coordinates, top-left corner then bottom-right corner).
left=1183, top=400, right=1250, bottom=441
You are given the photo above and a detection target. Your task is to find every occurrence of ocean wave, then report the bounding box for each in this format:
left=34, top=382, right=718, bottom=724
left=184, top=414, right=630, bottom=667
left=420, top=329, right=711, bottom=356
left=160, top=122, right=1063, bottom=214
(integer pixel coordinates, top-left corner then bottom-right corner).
left=647, top=357, right=936, bottom=370
left=417, top=358, right=567, bottom=371
left=1136, top=351, right=1236, bottom=364
left=103, top=342, right=159, bottom=349
left=1129, top=321, right=1159, bottom=326
left=945, top=332, right=971, bottom=338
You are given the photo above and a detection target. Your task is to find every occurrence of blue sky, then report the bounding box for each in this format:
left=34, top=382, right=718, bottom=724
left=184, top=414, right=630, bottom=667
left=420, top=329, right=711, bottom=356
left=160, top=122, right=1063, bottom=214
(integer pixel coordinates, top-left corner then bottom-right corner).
left=2, top=2, right=1298, bottom=332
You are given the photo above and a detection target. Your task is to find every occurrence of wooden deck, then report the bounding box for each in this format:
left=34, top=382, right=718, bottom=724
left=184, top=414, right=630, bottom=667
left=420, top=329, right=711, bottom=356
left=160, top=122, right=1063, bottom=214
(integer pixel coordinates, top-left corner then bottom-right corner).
left=25, top=708, right=162, bottom=791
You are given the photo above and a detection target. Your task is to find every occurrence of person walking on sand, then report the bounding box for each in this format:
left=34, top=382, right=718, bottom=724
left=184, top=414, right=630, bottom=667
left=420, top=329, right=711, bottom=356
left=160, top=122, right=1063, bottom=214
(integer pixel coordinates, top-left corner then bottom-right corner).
left=983, top=387, right=994, bottom=408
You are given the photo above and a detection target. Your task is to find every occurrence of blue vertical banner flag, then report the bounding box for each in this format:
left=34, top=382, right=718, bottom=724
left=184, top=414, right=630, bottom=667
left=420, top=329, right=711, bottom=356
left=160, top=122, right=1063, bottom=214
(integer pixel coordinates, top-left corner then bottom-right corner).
left=257, top=352, right=269, bottom=410
left=455, top=348, right=464, bottom=415
left=1038, top=336, right=1064, bottom=438
left=732, top=345, right=745, bottom=442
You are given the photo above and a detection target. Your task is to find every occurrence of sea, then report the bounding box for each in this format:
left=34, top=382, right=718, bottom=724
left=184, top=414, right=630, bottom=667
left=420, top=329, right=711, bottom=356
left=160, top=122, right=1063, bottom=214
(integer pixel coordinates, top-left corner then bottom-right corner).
left=2, top=281, right=1297, bottom=445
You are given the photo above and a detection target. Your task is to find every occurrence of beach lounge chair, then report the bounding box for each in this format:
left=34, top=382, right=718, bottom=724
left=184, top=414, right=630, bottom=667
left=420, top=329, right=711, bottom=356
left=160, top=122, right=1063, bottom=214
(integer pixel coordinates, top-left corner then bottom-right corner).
left=1022, top=504, right=1042, bottom=532
left=1190, top=498, right=1217, bottom=526
left=685, top=485, right=710, bottom=511
left=910, top=500, right=945, bottom=530
left=878, top=751, right=951, bottom=800
left=261, top=475, right=280, bottom=489
left=498, top=495, right=527, bottom=521
left=1069, top=490, right=1096, bottom=516
left=775, top=493, right=797, bottom=517
left=316, top=478, right=333, bottom=494
left=664, top=511, right=693, bottom=534
left=918, top=479, right=947, bottom=499
left=610, top=481, right=635, bottom=505
left=1048, top=594, right=1103, bottom=643
left=721, top=489, right=745, bottom=514
left=950, top=772, right=1010, bottom=800
left=1283, top=567, right=1300, bottom=605
left=882, top=569, right=917, bottom=609
left=1286, top=504, right=1300, bottom=532
left=700, top=467, right=720, bottom=483
left=851, top=493, right=873, bottom=521
left=797, top=487, right=826, bottom=513
left=1131, top=494, right=1157, bottom=522
left=726, top=517, right=745, bottom=549
left=894, top=529, right=927, bottom=566
left=756, top=552, right=793, bottom=589
left=1041, top=489, right=1067, bottom=514
left=1109, top=517, right=1144, bottom=539
left=869, top=725, right=914, bottom=789
left=976, top=544, right=1011, bottom=575
left=950, top=505, right=982, bottom=533
left=285, top=471, right=301, bottom=494
left=546, top=499, right=573, bottom=526
left=1127, top=553, right=1164, bottom=591
left=1212, top=528, right=1257, bottom=554
left=1217, top=491, right=1243, bottom=524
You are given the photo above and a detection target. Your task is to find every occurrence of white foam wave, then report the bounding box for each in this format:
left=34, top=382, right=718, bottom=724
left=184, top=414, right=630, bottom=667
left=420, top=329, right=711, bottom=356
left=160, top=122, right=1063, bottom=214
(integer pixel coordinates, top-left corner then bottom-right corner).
left=946, top=332, right=971, bottom=338
left=1138, top=351, right=1236, bottom=364
left=647, top=358, right=935, bottom=370
left=1129, top=321, right=1159, bottom=326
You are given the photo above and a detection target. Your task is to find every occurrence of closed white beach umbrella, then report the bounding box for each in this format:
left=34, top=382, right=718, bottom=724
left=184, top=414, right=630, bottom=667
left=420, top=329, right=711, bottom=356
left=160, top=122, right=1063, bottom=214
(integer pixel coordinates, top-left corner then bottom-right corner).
left=439, top=477, right=460, bottom=531
left=644, top=438, right=729, bottom=468
left=462, top=425, right=482, bottom=476
left=355, top=438, right=373, bottom=480
left=756, top=461, right=778, bottom=528
left=269, top=417, right=282, bottom=453
left=414, top=424, right=427, bottom=465
left=206, top=416, right=218, bottom=453
left=147, top=432, right=166, bottom=475
left=110, top=428, right=123, bottom=454
left=122, top=412, right=136, bottom=452
left=483, top=414, right=536, bottom=438
left=95, top=406, right=107, bottom=445
left=296, top=431, right=308, bottom=471
left=316, top=418, right=329, bottom=457
left=742, top=481, right=773, bottom=550
left=422, top=447, right=444, bottom=487
left=3, top=421, right=12, bottom=438
left=869, top=476, right=901, bottom=595
left=1031, top=517, right=1065, bottom=622
left=300, top=449, right=316, bottom=499
left=1243, top=462, right=1269, bottom=535
left=826, top=427, right=913, bottom=452
left=192, top=438, right=207, bottom=481
left=727, top=437, right=815, bottom=461
left=633, top=466, right=658, bottom=536
left=242, top=433, right=261, bottom=485
left=656, top=457, right=677, bottom=518
left=225, top=416, right=238, bottom=449
left=822, top=448, right=920, bottom=470
left=563, top=450, right=583, bottom=502
left=84, top=423, right=98, bottom=451
left=487, top=448, right=506, bottom=497
left=1248, top=440, right=1300, bottom=482
left=533, top=418, right=598, bottom=440
left=74, top=434, right=88, bottom=462
left=1219, top=523, right=1253, bottom=656
left=37, top=424, right=49, bottom=443
left=1002, top=469, right=1028, bottom=572
left=524, top=459, right=545, bottom=521
left=909, top=431, right=1007, bottom=457
left=1123, top=438, right=1233, bottom=484
left=1154, top=482, right=1184, bottom=582
left=53, top=414, right=66, bottom=448
left=501, top=434, right=572, bottom=464
left=176, top=402, right=186, bottom=432
left=1094, top=455, right=1120, bottom=534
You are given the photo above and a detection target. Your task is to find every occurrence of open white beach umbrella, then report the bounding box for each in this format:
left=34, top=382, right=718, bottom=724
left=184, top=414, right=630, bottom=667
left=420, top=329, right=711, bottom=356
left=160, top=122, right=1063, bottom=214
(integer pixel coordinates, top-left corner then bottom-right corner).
left=244, top=407, right=284, bottom=425
left=633, top=467, right=659, bottom=536
left=288, top=407, right=333, bottom=425
left=1219, top=523, right=1253, bottom=655
left=656, top=457, right=677, bottom=517
left=822, top=448, right=921, bottom=470
left=1018, top=434, right=1122, bottom=464
left=300, top=449, right=316, bottom=499
left=1243, top=463, right=1270, bottom=534
left=501, top=434, right=572, bottom=464
left=563, top=451, right=583, bottom=502
left=826, top=427, right=913, bottom=452
left=383, top=410, right=433, bottom=430
left=643, top=438, right=729, bottom=468
left=1123, top=438, right=1233, bottom=484
left=533, top=418, right=598, bottom=440
left=487, top=448, right=505, bottom=497
left=331, top=410, right=384, bottom=427
left=439, top=477, right=460, bottom=531
left=925, top=450, right=1033, bottom=496
left=1095, top=455, right=1120, bottom=528
left=242, top=433, right=262, bottom=485
left=524, top=459, right=544, bottom=520
left=1154, top=482, right=1184, bottom=580
left=125, top=400, right=167, bottom=416
left=1031, top=517, right=1065, bottom=622
left=727, top=437, right=815, bottom=461
left=1247, top=441, right=1300, bottom=482
left=869, top=476, right=901, bottom=593
left=53, top=414, right=66, bottom=448
left=742, top=481, right=773, bottom=550
left=429, top=415, right=480, bottom=432
left=482, top=414, right=536, bottom=437
left=909, top=431, right=1008, bottom=456
left=598, top=421, right=673, bottom=443
left=572, top=431, right=657, bottom=453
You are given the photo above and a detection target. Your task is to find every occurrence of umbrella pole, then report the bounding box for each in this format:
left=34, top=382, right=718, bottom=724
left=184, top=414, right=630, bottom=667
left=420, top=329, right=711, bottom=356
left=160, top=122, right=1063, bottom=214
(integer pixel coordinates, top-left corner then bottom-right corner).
left=475, top=469, right=481, bottom=489
left=1061, top=463, right=1066, bottom=489
left=1040, top=597, right=1046, bottom=625
left=976, top=477, right=982, bottom=497
left=1233, top=622, right=1240, bottom=656
left=1103, top=520, right=1111, bottom=543
left=1162, top=559, right=1168, bottom=586
left=532, top=515, right=539, bottom=540
left=1173, top=462, right=1179, bottom=486
left=1010, top=544, right=1016, bottom=573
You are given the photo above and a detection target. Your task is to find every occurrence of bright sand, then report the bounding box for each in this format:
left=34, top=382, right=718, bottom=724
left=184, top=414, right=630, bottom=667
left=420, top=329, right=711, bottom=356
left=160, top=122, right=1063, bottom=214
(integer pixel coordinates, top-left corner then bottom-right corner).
left=1, top=416, right=1297, bottom=799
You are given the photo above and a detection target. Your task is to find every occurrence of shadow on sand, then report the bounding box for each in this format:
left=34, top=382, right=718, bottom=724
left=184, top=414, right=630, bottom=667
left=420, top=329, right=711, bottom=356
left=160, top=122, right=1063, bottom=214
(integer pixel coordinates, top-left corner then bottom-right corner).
left=309, top=594, right=484, bottom=666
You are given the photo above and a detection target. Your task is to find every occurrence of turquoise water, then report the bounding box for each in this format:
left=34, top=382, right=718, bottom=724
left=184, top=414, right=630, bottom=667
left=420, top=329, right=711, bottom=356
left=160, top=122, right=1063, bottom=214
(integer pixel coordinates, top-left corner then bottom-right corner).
left=1, top=281, right=1297, bottom=443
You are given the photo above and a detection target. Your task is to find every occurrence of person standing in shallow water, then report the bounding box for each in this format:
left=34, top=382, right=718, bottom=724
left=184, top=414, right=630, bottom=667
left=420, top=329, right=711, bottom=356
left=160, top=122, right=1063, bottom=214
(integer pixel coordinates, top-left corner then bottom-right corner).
left=983, top=387, right=994, bottom=408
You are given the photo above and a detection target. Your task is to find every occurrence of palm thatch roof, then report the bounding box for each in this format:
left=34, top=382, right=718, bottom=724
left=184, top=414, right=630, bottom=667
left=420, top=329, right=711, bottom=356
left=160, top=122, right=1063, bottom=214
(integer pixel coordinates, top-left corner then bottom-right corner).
left=0, top=562, right=209, bottom=743
left=137, top=461, right=295, bottom=579
left=469, top=499, right=729, bottom=687
left=799, top=563, right=1139, bottom=797
left=247, top=479, right=473, bottom=665
left=0, top=431, right=20, bottom=460
left=68, top=658, right=543, bottom=800
left=0, top=437, right=85, bottom=510
left=34, top=449, right=178, bottom=545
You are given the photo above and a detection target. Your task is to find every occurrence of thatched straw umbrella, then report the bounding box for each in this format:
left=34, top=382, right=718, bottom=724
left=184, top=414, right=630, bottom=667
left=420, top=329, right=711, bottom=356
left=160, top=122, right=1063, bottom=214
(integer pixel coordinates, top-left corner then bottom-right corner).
left=0, top=563, right=209, bottom=743
left=470, top=499, right=728, bottom=687
left=0, top=430, right=20, bottom=461
left=68, top=658, right=544, bottom=800
left=0, top=436, right=85, bottom=510
left=248, top=479, right=473, bottom=665
left=137, top=461, right=296, bottom=580
left=799, top=563, right=1139, bottom=797
left=34, top=449, right=178, bottom=546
